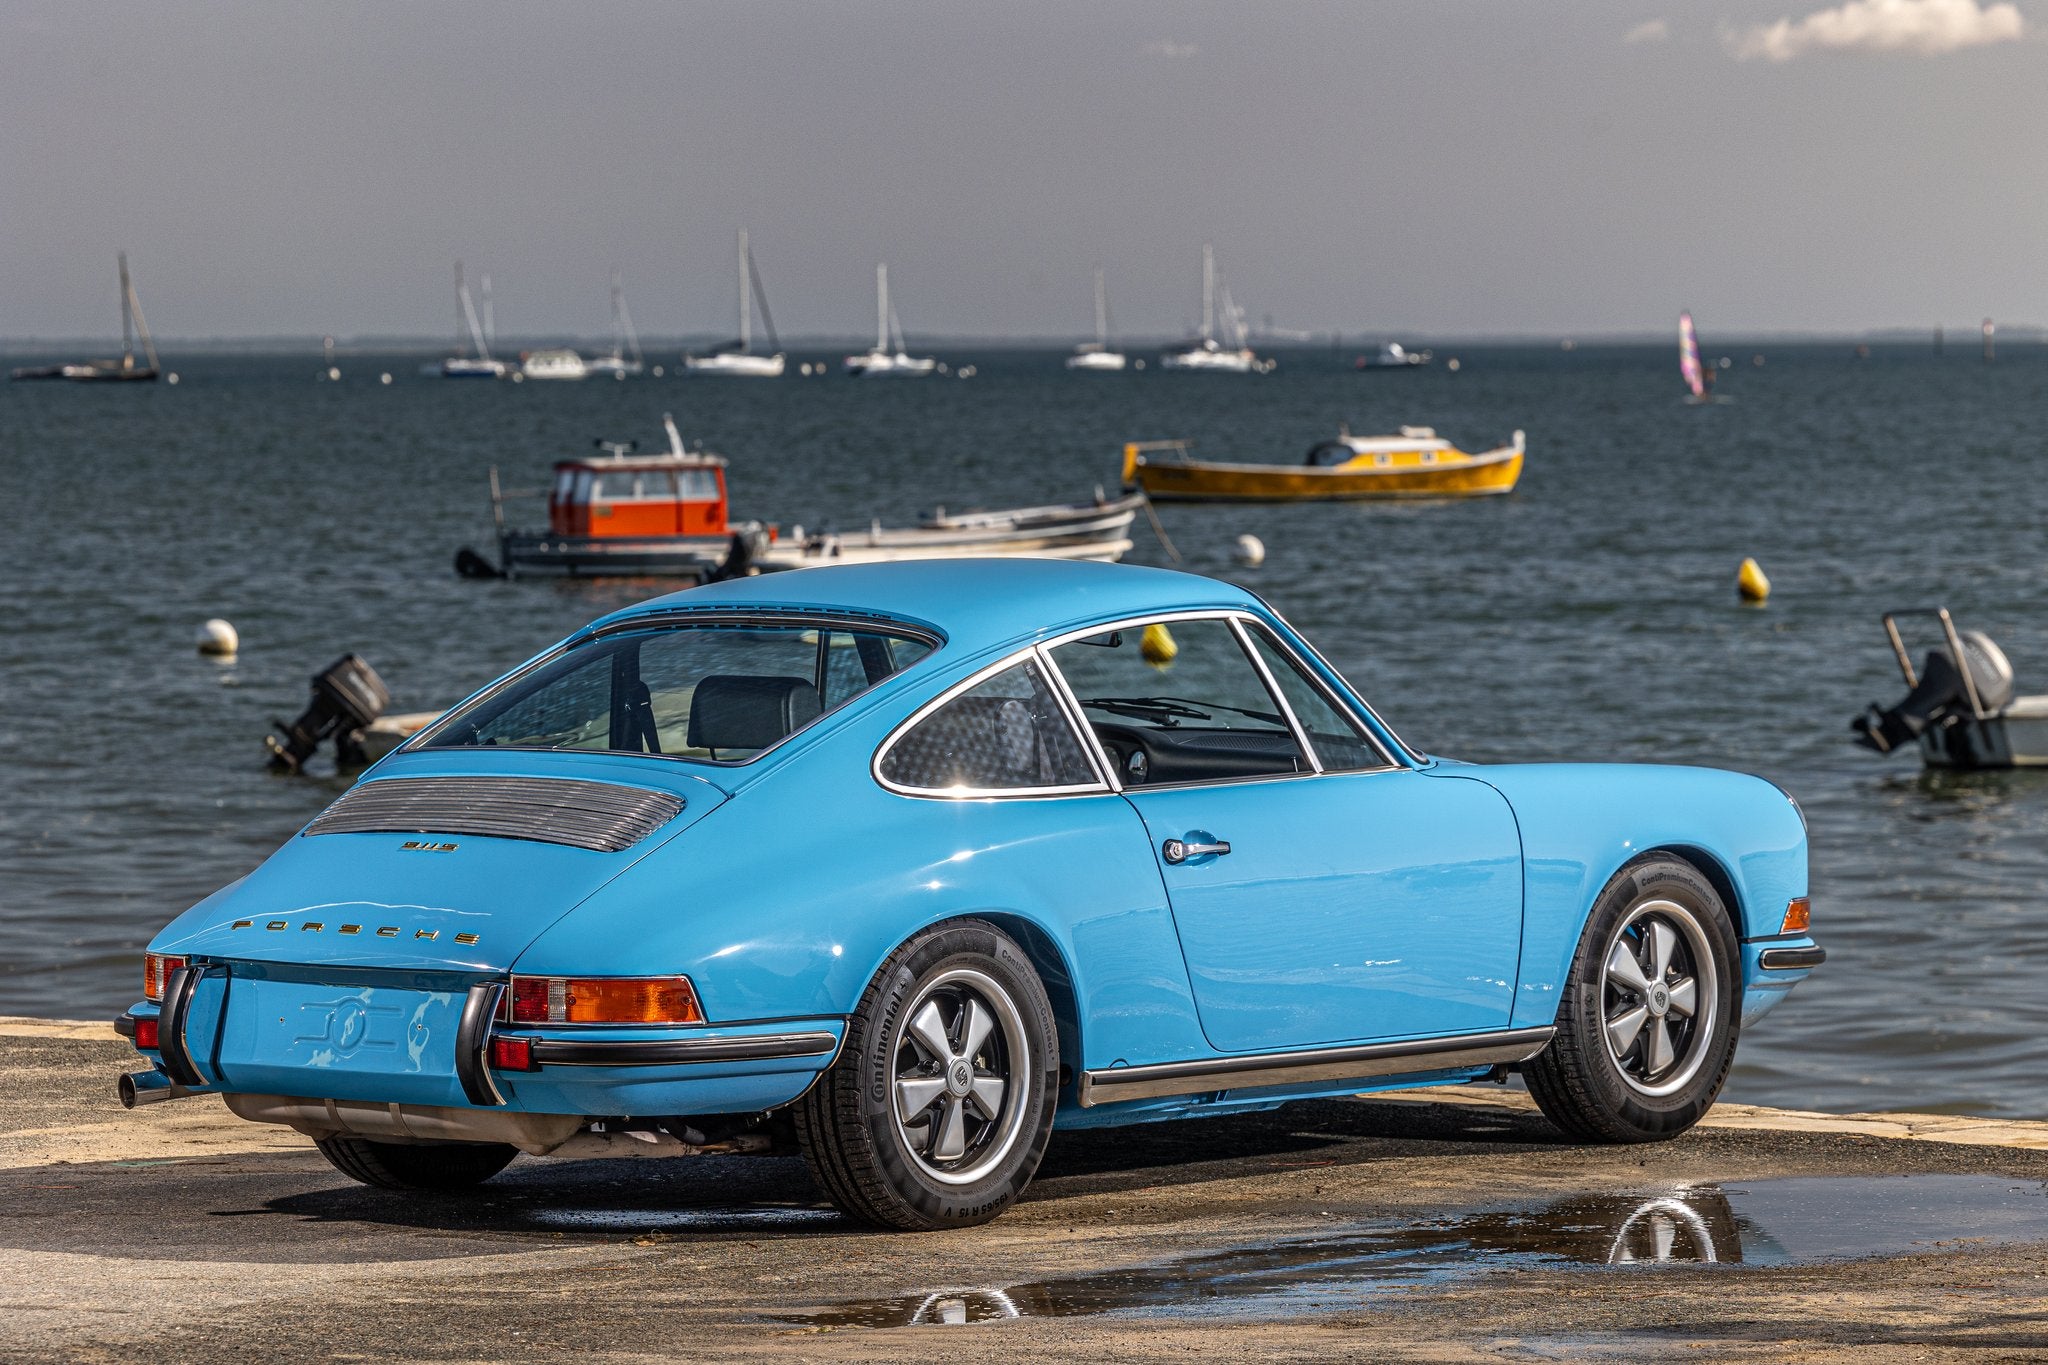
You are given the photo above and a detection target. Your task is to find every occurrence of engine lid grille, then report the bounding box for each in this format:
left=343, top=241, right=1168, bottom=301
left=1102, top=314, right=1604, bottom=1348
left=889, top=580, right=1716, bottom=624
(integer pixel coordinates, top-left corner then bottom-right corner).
left=302, top=776, right=685, bottom=853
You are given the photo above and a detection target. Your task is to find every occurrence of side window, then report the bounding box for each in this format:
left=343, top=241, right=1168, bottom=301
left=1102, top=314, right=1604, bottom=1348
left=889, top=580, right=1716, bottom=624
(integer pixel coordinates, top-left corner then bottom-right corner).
left=1244, top=626, right=1387, bottom=772
left=879, top=659, right=1099, bottom=793
left=1048, top=619, right=1305, bottom=785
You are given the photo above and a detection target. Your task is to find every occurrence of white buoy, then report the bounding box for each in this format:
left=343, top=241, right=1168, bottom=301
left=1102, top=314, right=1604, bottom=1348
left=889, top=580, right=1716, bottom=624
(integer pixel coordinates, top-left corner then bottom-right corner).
left=380, top=372, right=393, bottom=385
left=511, top=372, right=524, bottom=383
left=615, top=371, right=626, bottom=381
left=1235, top=534, right=1266, bottom=567
left=166, top=373, right=180, bottom=384
left=326, top=366, right=341, bottom=382
left=1447, top=357, right=1462, bottom=372
left=196, top=619, right=239, bottom=656
left=652, top=364, right=664, bottom=377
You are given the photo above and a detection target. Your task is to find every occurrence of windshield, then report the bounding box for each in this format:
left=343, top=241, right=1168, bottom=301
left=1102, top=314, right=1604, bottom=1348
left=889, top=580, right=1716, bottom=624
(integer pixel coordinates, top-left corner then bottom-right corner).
left=420, top=621, right=935, bottom=763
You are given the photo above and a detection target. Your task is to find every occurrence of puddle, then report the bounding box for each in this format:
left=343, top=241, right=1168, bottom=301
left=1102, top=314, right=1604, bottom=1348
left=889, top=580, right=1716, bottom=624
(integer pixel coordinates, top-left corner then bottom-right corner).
left=785, top=1175, right=2048, bottom=1327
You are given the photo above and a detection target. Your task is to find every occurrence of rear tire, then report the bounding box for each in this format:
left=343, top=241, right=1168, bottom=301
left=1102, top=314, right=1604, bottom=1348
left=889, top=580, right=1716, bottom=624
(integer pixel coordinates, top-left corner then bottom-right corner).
left=314, top=1135, right=518, bottom=1190
left=794, top=919, right=1059, bottom=1231
left=1524, top=855, right=1740, bottom=1143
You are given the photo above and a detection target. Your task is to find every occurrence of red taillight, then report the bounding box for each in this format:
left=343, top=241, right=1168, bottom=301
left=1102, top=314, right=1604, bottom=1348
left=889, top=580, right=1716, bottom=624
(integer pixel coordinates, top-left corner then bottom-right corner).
left=134, top=1018, right=160, bottom=1050
left=501, top=975, right=704, bottom=1026
left=143, top=954, right=187, bottom=1002
left=488, top=1036, right=537, bottom=1071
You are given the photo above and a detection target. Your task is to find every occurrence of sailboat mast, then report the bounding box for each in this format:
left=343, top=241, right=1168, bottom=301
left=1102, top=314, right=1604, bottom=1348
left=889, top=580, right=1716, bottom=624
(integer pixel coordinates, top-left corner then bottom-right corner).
left=481, top=274, right=495, bottom=352
left=738, top=229, right=751, bottom=354
left=454, top=262, right=467, bottom=358
left=1094, top=266, right=1108, bottom=347
left=1200, top=244, right=1215, bottom=342
left=118, top=251, right=135, bottom=368
left=876, top=265, right=889, bottom=352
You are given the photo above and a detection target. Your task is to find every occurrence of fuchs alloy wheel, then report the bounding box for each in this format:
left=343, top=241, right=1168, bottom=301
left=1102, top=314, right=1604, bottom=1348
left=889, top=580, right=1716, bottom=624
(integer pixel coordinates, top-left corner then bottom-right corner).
left=794, top=919, right=1060, bottom=1230
left=1524, top=855, right=1740, bottom=1143
left=313, top=1135, right=518, bottom=1190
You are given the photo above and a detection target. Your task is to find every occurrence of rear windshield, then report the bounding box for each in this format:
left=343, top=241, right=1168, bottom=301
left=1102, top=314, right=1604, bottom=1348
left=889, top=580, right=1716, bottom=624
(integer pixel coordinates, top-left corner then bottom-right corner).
left=419, top=621, right=935, bottom=763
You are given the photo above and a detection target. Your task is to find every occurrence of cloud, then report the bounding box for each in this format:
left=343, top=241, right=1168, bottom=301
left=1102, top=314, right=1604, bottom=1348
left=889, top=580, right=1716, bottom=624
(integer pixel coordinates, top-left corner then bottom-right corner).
left=1727, top=0, right=2023, bottom=60
left=1141, top=39, right=1198, bottom=60
left=1623, top=19, right=1672, bottom=44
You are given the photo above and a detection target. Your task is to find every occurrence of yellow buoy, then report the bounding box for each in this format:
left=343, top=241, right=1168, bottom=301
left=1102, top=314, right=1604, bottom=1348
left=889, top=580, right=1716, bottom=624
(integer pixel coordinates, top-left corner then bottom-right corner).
left=1737, top=557, right=1770, bottom=604
left=1140, top=622, right=1179, bottom=668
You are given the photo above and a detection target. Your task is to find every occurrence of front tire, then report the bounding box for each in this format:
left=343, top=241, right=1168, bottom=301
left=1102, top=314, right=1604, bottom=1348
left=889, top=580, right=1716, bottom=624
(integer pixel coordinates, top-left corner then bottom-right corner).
left=794, top=919, right=1060, bottom=1230
left=314, top=1135, right=518, bottom=1190
left=1524, top=855, right=1740, bottom=1143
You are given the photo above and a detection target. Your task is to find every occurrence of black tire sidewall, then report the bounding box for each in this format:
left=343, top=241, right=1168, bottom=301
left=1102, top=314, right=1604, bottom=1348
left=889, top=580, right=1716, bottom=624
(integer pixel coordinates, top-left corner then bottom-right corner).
left=846, top=921, right=1060, bottom=1227
left=1557, top=857, right=1740, bottom=1138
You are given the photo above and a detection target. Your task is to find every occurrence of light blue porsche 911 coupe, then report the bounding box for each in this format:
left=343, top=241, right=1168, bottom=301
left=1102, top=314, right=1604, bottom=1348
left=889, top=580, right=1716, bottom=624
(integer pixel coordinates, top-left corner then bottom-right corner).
left=120, top=560, right=1823, bottom=1229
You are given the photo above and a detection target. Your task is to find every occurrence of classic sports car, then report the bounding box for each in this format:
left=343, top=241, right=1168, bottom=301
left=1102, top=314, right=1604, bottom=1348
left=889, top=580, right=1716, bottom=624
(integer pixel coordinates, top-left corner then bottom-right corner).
left=120, top=561, right=1823, bottom=1230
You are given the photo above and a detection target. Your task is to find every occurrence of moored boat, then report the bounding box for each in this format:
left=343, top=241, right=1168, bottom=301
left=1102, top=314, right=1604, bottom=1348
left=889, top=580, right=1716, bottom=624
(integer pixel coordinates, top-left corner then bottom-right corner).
left=1066, top=267, right=1127, bottom=371
left=1356, top=342, right=1432, bottom=370
left=844, top=265, right=938, bottom=377
left=439, top=263, right=507, bottom=379
left=1158, top=244, right=1260, bottom=373
left=684, top=230, right=786, bottom=377
left=1122, top=426, right=1525, bottom=502
left=10, top=252, right=160, bottom=383
left=761, top=493, right=1141, bottom=570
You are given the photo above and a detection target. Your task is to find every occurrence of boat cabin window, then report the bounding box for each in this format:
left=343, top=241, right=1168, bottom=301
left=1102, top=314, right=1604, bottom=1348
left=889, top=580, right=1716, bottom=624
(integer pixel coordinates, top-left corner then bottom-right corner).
left=878, top=660, right=1100, bottom=794
left=1048, top=619, right=1308, bottom=786
left=1305, top=441, right=1356, bottom=468
left=418, top=621, right=935, bottom=764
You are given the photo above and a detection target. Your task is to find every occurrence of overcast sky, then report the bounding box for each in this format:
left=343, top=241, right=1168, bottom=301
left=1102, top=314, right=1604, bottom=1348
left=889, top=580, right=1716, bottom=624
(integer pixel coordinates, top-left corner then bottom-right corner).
left=3, top=0, right=2040, bottom=340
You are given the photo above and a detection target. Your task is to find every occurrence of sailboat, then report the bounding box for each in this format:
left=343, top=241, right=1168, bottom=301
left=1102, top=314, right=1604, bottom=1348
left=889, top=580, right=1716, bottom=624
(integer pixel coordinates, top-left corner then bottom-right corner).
left=440, top=262, right=507, bottom=378
left=1066, top=267, right=1127, bottom=371
left=11, top=252, right=161, bottom=383
left=588, top=270, right=646, bottom=378
left=844, top=265, right=938, bottom=377
left=1679, top=311, right=1723, bottom=404
left=684, top=230, right=786, bottom=377
left=1160, top=244, right=1258, bottom=373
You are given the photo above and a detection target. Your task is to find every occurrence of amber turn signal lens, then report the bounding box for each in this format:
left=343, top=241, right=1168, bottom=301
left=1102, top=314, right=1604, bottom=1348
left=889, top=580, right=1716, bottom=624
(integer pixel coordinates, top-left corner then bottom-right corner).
left=503, top=975, right=704, bottom=1026
left=142, top=953, right=187, bottom=1003
left=1781, top=897, right=1811, bottom=934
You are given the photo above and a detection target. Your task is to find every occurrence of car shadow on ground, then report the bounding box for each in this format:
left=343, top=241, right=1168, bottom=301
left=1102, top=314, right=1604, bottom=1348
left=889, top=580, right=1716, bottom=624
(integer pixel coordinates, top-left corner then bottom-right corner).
left=235, top=1094, right=1568, bottom=1240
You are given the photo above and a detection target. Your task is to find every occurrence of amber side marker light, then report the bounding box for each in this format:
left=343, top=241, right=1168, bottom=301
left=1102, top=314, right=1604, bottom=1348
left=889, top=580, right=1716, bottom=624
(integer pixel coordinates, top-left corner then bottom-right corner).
left=142, top=953, right=187, bottom=1003
left=501, top=975, right=705, bottom=1026
left=1781, top=897, right=1811, bottom=934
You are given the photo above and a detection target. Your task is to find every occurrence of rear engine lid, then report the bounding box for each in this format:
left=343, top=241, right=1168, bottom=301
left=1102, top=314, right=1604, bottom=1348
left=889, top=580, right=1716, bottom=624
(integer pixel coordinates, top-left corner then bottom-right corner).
left=153, top=753, right=728, bottom=973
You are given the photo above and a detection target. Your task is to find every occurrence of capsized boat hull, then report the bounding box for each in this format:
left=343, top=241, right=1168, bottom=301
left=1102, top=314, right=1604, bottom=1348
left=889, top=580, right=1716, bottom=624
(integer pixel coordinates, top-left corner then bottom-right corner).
left=1125, top=442, right=1524, bottom=502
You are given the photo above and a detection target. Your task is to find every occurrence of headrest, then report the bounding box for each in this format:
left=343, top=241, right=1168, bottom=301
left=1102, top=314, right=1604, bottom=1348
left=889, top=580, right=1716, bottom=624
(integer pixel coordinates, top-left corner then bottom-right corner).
left=687, top=675, right=822, bottom=752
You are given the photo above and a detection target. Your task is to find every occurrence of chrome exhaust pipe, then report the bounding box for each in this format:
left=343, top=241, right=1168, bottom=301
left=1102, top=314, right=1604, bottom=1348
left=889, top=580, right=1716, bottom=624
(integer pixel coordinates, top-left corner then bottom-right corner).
left=119, top=1070, right=195, bottom=1108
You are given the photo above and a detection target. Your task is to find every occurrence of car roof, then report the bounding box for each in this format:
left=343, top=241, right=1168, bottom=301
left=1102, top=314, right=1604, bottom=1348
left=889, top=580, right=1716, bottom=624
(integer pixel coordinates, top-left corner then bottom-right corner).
left=589, top=559, right=1267, bottom=658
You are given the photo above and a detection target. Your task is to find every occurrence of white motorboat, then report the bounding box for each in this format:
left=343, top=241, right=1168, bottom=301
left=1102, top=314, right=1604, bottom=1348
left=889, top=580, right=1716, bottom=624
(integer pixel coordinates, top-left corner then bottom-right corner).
left=588, top=269, right=645, bottom=378
left=685, top=229, right=786, bottom=377
left=1067, top=267, right=1127, bottom=371
left=522, top=348, right=589, bottom=381
left=439, top=262, right=507, bottom=379
left=1160, top=244, right=1259, bottom=373
left=845, top=265, right=938, bottom=377
left=1357, top=341, right=1433, bottom=370
left=758, top=493, right=1142, bottom=570
left=1853, top=609, right=2048, bottom=767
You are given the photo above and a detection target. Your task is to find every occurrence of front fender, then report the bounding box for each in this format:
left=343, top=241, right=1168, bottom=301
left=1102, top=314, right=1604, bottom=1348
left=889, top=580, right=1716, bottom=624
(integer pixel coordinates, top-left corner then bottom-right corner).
left=1452, top=764, right=1807, bottom=1031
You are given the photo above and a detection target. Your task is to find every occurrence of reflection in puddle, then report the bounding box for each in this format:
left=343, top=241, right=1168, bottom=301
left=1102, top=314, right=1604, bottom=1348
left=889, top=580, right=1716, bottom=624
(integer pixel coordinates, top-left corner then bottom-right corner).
left=787, top=1175, right=2048, bottom=1327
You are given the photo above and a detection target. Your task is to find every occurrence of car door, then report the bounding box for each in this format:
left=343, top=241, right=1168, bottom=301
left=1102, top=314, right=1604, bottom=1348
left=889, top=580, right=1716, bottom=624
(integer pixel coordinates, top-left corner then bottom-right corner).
left=1046, top=614, right=1523, bottom=1054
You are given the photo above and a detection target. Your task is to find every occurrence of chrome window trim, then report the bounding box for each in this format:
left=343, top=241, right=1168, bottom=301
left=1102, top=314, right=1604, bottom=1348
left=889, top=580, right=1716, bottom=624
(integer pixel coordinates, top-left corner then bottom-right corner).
left=404, top=610, right=943, bottom=769
left=1248, top=597, right=1424, bottom=768
left=1227, top=616, right=1323, bottom=775
left=1037, top=609, right=1403, bottom=792
left=1236, top=618, right=1398, bottom=772
left=871, top=648, right=1115, bottom=801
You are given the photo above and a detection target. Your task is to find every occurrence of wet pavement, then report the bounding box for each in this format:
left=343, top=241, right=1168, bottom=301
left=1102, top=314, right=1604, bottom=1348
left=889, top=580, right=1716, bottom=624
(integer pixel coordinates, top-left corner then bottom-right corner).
left=9, top=1020, right=2048, bottom=1362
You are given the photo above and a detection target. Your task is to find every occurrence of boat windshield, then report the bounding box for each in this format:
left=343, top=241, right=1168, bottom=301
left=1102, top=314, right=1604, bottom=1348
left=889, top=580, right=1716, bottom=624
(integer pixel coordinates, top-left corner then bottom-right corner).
left=1305, top=441, right=1356, bottom=468
left=417, top=621, right=936, bottom=763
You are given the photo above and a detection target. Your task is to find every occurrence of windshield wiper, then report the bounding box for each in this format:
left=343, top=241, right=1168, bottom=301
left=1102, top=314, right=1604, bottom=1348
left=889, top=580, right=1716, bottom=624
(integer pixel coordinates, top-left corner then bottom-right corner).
left=1080, top=696, right=1210, bottom=726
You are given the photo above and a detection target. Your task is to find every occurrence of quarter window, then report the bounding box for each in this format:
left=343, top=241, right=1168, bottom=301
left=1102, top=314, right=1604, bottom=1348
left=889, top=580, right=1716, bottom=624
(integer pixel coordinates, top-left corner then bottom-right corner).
left=879, top=659, right=1099, bottom=793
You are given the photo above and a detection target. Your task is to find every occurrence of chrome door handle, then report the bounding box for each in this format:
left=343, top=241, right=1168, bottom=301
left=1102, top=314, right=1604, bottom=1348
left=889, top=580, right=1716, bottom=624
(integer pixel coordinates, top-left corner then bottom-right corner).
left=1162, top=838, right=1231, bottom=864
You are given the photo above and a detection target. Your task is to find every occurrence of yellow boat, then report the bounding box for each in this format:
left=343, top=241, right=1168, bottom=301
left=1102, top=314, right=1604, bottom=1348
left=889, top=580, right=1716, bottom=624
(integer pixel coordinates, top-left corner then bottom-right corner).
left=1122, top=426, right=1525, bottom=502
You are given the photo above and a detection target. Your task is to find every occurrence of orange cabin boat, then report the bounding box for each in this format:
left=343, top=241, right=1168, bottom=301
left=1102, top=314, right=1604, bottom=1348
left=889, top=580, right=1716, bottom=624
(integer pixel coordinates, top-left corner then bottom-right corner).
left=548, top=451, right=730, bottom=539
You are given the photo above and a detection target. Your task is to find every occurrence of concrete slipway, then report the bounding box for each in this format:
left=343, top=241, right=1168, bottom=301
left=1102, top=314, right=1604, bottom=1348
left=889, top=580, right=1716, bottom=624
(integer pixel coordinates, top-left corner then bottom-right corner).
left=4, top=1016, right=2047, bottom=1362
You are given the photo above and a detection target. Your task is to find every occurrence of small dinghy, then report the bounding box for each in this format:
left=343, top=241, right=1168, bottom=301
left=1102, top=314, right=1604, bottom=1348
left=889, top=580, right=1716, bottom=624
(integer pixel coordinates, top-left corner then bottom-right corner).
left=1851, top=609, right=2048, bottom=767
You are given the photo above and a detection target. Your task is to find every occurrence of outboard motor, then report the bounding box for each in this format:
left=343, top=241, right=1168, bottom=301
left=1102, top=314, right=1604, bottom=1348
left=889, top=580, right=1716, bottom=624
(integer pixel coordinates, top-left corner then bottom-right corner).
left=265, top=654, right=392, bottom=773
left=1852, top=630, right=2014, bottom=755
